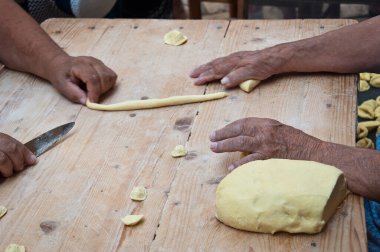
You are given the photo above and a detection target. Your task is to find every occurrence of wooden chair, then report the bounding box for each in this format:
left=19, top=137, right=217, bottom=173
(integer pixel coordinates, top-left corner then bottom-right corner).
left=188, top=0, right=247, bottom=19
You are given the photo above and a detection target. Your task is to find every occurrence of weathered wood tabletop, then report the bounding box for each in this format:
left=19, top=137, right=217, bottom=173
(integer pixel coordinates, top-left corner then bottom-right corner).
left=0, top=18, right=366, bottom=251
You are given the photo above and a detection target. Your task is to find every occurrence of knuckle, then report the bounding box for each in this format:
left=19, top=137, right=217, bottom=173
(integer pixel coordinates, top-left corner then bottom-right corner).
left=14, top=163, right=24, bottom=172
left=88, top=74, right=100, bottom=83
left=5, top=142, right=17, bottom=153
left=236, top=136, right=248, bottom=148
left=1, top=168, right=13, bottom=177
left=0, top=152, right=8, bottom=164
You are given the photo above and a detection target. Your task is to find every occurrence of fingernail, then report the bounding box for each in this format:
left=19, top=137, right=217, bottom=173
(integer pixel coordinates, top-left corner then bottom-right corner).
left=221, top=77, right=230, bottom=85
left=209, top=131, right=216, bottom=140
left=79, top=97, right=86, bottom=105
left=28, top=155, right=37, bottom=164
left=210, top=142, right=217, bottom=150
left=228, top=165, right=235, bottom=171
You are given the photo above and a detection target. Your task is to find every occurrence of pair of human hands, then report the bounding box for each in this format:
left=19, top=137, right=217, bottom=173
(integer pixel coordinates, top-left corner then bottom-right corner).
left=0, top=54, right=117, bottom=177
left=1, top=48, right=291, bottom=177
left=191, top=50, right=317, bottom=170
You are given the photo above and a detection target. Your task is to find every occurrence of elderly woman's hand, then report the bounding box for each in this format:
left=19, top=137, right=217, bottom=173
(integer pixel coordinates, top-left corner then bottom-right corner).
left=209, top=117, right=323, bottom=171
left=190, top=46, right=292, bottom=88
left=47, top=55, right=117, bottom=104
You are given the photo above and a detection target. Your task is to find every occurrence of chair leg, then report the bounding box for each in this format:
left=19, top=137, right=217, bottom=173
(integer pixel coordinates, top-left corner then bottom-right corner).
left=173, top=0, right=187, bottom=18
left=323, top=4, right=340, bottom=18
left=237, top=0, right=246, bottom=18
left=229, top=0, right=237, bottom=18
left=189, top=0, right=202, bottom=19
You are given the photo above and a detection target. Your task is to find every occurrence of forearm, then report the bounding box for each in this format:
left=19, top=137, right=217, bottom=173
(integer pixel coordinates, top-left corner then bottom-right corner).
left=272, top=16, right=380, bottom=74
left=313, top=141, right=380, bottom=202
left=0, top=0, right=67, bottom=80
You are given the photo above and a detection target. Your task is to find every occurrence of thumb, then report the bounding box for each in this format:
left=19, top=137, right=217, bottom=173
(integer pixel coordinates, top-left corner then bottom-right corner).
left=22, top=145, right=37, bottom=166
left=56, top=81, right=87, bottom=105
left=227, top=152, right=266, bottom=171
left=221, top=67, right=256, bottom=88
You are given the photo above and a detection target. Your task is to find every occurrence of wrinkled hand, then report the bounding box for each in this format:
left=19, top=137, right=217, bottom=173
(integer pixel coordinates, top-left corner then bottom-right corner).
left=209, top=117, right=322, bottom=171
left=190, top=48, right=287, bottom=88
left=0, top=133, right=37, bottom=177
left=47, top=55, right=117, bottom=104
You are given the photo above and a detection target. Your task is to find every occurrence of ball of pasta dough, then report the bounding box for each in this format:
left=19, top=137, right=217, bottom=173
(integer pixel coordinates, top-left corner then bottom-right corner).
left=216, top=159, right=348, bottom=234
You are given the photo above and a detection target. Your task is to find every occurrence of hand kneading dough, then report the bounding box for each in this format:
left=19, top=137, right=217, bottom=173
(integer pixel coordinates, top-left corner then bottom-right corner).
left=86, top=92, right=228, bottom=111
left=216, top=159, right=348, bottom=234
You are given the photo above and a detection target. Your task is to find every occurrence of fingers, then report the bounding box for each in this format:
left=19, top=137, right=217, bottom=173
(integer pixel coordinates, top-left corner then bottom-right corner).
left=193, top=73, right=216, bottom=86
left=221, top=67, right=257, bottom=88
left=190, top=57, right=233, bottom=85
left=191, top=67, right=223, bottom=86
left=3, top=141, right=25, bottom=172
left=91, top=63, right=117, bottom=96
left=227, top=152, right=267, bottom=171
left=22, top=145, right=37, bottom=166
left=210, top=119, right=252, bottom=142
left=51, top=56, right=117, bottom=104
left=71, top=64, right=102, bottom=103
left=0, top=152, right=13, bottom=177
left=0, top=134, right=37, bottom=177
left=56, top=79, right=88, bottom=104
left=71, top=59, right=117, bottom=103
left=210, top=135, right=256, bottom=153
left=190, top=62, right=212, bottom=78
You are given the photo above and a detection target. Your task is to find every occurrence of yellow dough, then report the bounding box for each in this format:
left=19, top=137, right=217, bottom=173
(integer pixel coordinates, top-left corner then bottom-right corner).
left=130, top=186, right=147, bottom=201
left=357, top=121, right=380, bottom=139
left=370, top=74, right=380, bottom=87
left=86, top=92, right=228, bottom=111
left=376, top=96, right=380, bottom=107
left=5, top=244, right=25, bottom=252
left=216, top=159, right=348, bottom=234
left=356, top=137, right=374, bottom=149
left=357, top=124, right=368, bottom=139
left=359, top=80, right=370, bottom=92
left=375, top=107, right=380, bottom=119
left=358, top=99, right=376, bottom=119
left=171, top=145, right=187, bottom=157
left=121, top=214, right=144, bottom=226
left=239, top=79, right=261, bottom=93
left=0, top=206, right=7, bottom=219
left=360, top=72, right=371, bottom=81
left=358, top=120, right=380, bottom=132
left=163, top=30, right=187, bottom=46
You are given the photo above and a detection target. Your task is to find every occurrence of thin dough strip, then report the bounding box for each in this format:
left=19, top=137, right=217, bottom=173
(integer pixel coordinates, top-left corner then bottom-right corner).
left=86, top=92, right=228, bottom=111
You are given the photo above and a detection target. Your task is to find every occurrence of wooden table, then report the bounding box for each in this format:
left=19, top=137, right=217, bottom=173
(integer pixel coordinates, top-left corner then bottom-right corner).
left=0, top=18, right=366, bottom=251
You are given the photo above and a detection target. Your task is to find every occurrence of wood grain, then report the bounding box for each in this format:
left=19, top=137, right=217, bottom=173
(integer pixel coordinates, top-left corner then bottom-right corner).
left=150, top=20, right=366, bottom=252
left=0, top=19, right=365, bottom=252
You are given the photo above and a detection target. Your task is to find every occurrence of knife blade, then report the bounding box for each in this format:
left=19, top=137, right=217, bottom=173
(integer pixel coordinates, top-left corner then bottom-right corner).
left=24, top=122, right=75, bottom=157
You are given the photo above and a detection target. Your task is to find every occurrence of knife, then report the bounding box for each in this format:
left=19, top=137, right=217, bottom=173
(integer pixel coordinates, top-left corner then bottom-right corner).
left=24, top=122, right=75, bottom=157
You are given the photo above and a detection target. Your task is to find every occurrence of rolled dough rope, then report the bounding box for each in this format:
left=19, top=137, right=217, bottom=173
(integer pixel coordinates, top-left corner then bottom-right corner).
left=239, top=79, right=261, bottom=93
left=86, top=92, right=228, bottom=111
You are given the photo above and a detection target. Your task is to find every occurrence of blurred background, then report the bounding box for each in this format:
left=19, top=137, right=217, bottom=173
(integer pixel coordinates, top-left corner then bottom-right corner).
left=174, top=0, right=379, bottom=20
